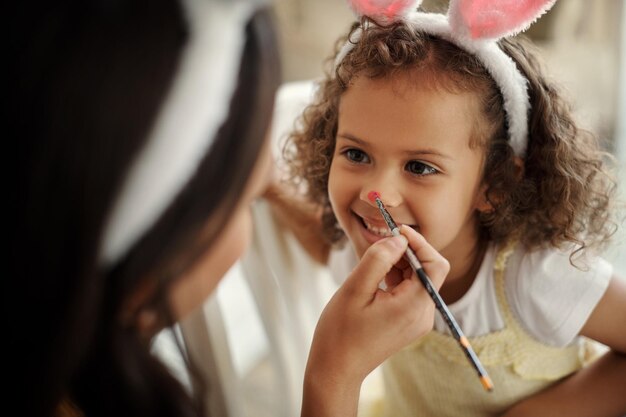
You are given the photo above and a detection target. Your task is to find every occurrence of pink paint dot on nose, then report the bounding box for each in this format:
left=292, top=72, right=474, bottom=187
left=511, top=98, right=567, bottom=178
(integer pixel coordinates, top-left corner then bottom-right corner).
left=367, top=191, right=381, bottom=203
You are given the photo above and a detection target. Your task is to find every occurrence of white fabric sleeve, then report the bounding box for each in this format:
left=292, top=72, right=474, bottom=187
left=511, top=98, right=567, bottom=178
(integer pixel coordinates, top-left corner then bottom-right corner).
left=506, top=246, right=613, bottom=347
left=327, top=243, right=358, bottom=286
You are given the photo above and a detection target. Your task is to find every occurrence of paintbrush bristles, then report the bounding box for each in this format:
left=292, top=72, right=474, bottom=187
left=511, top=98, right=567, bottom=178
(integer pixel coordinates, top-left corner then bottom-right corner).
left=369, top=191, right=398, bottom=229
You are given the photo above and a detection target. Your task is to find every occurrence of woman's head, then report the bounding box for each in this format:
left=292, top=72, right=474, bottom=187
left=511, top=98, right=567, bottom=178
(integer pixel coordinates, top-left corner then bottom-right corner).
left=106, top=1, right=281, bottom=330
left=285, top=17, right=616, bottom=257
left=10, top=0, right=280, bottom=415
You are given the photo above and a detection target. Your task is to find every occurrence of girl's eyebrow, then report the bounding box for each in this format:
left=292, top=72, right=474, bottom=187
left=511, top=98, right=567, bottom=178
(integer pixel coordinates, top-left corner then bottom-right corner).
left=338, top=132, right=453, bottom=160
left=337, top=133, right=369, bottom=146
left=403, top=149, right=454, bottom=160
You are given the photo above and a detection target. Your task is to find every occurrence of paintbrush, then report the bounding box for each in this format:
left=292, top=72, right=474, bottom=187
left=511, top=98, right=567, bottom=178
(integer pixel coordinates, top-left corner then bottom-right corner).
left=368, top=191, right=493, bottom=392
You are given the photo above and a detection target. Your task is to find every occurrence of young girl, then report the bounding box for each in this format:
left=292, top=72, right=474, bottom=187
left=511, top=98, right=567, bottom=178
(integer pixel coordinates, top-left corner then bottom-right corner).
left=282, top=0, right=626, bottom=415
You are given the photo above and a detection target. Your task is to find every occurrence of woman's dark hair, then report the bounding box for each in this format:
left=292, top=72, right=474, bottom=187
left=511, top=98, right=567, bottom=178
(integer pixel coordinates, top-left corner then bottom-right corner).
left=284, top=18, right=616, bottom=257
left=8, top=0, right=280, bottom=416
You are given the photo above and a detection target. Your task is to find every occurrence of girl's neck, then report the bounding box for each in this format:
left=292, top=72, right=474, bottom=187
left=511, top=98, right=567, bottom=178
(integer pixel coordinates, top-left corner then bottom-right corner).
left=439, top=236, right=488, bottom=304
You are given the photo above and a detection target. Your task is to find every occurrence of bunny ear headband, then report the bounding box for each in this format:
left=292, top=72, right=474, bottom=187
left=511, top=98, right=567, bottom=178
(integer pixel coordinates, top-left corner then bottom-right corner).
left=339, top=0, right=558, bottom=158
left=101, top=0, right=267, bottom=266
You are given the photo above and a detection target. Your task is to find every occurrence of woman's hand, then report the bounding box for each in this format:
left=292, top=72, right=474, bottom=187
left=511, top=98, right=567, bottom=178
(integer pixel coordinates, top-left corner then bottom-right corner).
left=302, top=225, right=449, bottom=417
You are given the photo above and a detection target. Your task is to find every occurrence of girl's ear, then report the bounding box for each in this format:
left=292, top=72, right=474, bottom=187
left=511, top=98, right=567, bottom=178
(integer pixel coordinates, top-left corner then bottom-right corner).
left=475, top=156, right=524, bottom=213
left=475, top=183, right=494, bottom=213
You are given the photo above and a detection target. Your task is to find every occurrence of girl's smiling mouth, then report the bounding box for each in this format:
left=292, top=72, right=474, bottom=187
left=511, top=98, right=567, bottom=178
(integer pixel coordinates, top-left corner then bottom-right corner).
left=353, top=211, right=418, bottom=238
left=362, top=217, right=394, bottom=237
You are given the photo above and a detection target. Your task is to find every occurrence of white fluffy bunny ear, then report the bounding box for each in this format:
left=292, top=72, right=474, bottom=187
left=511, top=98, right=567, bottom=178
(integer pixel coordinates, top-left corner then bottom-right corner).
left=347, top=0, right=422, bottom=23
left=448, top=0, right=557, bottom=40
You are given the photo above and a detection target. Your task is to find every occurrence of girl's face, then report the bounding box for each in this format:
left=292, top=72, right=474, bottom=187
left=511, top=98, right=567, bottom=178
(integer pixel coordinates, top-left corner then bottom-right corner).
left=329, top=74, right=490, bottom=272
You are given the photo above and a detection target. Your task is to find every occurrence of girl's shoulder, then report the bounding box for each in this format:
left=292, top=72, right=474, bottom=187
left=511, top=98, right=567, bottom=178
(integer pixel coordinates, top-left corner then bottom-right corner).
left=502, top=243, right=613, bottom=347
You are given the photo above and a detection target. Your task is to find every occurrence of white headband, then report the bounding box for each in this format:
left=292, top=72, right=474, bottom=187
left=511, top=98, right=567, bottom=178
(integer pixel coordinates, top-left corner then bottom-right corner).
left=338, top=0, right=558, bottom=158
left=101, top=0, right=266, bottom=266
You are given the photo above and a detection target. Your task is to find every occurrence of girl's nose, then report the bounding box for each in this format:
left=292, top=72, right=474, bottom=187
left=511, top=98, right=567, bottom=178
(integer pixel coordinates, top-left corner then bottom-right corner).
left=360, top=183, right=402, bottom=208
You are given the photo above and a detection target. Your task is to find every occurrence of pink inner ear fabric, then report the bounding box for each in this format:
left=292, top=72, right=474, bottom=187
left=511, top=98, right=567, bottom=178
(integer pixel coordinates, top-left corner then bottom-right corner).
left=349, top=0, right=418, bottom=21
left=459, top=0, right=555, bottom=39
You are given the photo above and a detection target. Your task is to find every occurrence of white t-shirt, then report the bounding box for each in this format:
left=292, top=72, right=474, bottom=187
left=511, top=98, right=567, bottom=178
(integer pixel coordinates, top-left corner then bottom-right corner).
left=328, top=242, right=613, bottom=347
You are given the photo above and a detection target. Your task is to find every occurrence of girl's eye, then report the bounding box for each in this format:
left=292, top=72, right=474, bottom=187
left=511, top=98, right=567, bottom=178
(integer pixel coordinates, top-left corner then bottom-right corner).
left=405, top=160, right=438, bottom=176
left=343, top=148, right=370, bottom=164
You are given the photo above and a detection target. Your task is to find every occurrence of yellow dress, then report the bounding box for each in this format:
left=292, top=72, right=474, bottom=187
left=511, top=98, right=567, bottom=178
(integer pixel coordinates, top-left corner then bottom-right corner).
left=374, top=243, right=600, bottom=417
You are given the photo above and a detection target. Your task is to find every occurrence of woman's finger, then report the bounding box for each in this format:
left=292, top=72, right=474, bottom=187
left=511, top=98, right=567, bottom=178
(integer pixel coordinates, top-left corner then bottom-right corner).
left=384, top=265, right=404, bottom=290
left=343, top=235, right=408, bottom=295
left=398, top=225, right=450, bottom=291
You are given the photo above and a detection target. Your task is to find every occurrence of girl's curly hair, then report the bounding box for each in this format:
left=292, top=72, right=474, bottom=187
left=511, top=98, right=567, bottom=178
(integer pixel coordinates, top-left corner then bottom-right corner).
left=284, top=18, right=617, bottom=258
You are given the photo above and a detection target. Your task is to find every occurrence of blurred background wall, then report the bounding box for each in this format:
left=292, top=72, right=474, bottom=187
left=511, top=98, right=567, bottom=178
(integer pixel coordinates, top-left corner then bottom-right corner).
left=273, top=0, right=626, bottom=274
